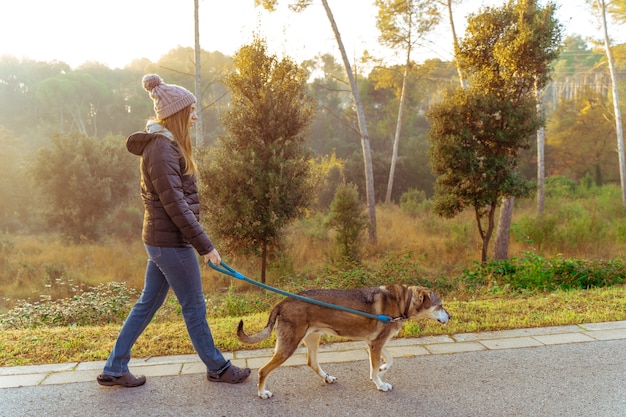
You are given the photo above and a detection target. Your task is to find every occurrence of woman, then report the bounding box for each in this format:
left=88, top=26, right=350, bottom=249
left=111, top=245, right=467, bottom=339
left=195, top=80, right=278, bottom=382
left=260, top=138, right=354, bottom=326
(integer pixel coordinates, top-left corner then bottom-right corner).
left=97, top=74, right=250, bottom=387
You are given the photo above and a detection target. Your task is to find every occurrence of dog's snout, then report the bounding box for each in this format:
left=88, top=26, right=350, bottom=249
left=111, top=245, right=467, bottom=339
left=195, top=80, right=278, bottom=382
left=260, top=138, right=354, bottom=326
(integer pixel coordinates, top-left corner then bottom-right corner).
left=437, top=309, right=451, bottom=324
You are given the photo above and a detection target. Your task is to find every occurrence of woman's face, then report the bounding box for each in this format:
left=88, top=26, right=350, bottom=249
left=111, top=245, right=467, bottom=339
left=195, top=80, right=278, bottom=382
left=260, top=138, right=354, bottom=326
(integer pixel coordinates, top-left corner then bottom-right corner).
left=189, top=104, right=198, bottom=126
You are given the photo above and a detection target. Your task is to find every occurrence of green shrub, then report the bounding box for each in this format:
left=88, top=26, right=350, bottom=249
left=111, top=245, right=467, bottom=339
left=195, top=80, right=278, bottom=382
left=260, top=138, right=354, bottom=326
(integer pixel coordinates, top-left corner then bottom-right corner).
left=399, top=189, right=428, bottom=216
left=544, top=176, right=577, bottom=198
left=459, top=253, right=626, bottom=293
left=0, top=282, right=139, bottom=329
left=207, top=285, right=276, bottom=318
left=325, top=183, right=367, bottom=262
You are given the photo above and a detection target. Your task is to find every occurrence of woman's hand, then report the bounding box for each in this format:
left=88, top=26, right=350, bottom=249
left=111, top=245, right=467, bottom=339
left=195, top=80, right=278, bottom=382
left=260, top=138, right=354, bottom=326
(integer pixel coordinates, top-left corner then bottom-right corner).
left=203, top=248, right=221, bottom=266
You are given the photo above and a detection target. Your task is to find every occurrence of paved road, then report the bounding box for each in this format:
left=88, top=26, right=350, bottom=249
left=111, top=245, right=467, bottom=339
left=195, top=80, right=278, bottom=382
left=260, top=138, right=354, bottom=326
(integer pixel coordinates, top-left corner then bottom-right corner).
left=2, top=338, right=625, bottom=417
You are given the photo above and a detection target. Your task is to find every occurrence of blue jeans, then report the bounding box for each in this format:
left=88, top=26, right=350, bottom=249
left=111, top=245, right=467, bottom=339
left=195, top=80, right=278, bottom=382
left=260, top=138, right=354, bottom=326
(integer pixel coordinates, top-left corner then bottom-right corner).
left=103, top=245, right=230, bottom=376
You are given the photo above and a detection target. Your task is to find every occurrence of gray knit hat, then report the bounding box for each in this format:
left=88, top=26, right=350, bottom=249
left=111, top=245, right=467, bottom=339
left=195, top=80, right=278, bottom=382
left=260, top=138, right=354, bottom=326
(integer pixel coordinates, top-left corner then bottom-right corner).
left=142, top=74, right=196, bottom=120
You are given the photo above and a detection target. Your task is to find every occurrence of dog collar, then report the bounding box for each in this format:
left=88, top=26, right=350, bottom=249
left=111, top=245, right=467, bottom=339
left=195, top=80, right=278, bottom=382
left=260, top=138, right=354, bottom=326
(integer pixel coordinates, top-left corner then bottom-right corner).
left=391, top=289, right=413, bottom=322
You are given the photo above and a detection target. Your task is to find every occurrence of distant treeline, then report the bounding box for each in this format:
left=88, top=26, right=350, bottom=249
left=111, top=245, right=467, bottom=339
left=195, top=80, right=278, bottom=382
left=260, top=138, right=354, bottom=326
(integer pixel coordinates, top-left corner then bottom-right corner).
left=0, top=34, right=624, bottom=215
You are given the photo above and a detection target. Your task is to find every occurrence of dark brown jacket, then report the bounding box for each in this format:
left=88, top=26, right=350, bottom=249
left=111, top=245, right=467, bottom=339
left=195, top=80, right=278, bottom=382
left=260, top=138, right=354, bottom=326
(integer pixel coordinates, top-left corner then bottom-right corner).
left=126, top=123, right=213, bottom=255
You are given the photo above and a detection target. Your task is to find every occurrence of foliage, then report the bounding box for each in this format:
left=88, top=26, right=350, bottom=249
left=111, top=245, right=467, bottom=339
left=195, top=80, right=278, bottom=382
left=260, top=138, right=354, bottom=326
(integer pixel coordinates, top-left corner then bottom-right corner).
left=429, top=89, right=538, bottom=216
left=552, top=35, right=603, bottom=81
left=544, top=176, right=578, bottom=198
left=545, top=89, right=618, bottom=184
left=302, top=53, right=356, bottom=158
left=458, top=0, right=562, bottom=94
left=375, top=0, right=440, bottom=50
left=0, top=282, right=139, bottom=329
left=0, top=57, right=72, bottom=145
left=460, top=253, right=626, bottom=293
left=36, top=71, right=115, bottom=137
left=200, top=37, right=314, bottom=282
left=30, top=132, right=137, bottom=241
left=374, top=0, right=441, bottom=203
left=427, top=0, right=562, bottom=262
left=0, top=37, right=621, bottom=233
left=399, top=188, right=428, bottom=216
left=325, top=183, right=368, bottom=262
left=0, top=126, right=31, bottom=232
left=207, top=284, right=276, bottom=318
left=309, top=152, right=345, bottom=211
left=4, top=247, right=626, bottom=333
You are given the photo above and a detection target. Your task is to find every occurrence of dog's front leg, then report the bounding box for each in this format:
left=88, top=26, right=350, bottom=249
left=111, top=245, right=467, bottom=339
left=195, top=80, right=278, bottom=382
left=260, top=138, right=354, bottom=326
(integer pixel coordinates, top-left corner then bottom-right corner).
left=368, top=344, right=392, bottom=392
left=378, top=347, right=393, bottom=375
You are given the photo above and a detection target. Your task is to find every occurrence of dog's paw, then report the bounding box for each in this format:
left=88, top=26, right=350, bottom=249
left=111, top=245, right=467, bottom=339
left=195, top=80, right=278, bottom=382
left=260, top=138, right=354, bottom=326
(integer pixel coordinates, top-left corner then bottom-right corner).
left=376, top=381, right=393, bottom=392
left=324, top=374, right=337, bottom=384
left=259, top=389, right=273, bottom=399
left=379, top=363, right=390, bottom=374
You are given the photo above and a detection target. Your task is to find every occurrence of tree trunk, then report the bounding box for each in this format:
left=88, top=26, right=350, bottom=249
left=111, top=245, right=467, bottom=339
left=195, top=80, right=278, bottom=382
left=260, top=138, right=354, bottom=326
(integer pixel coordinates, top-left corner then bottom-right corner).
left=446, top=0, right=465, bottom=88
left=476, top=204, right=496, bottom=263
left=494, top=196, right=514, bottom=260
left=194, top=0, right=203, bottom=147
left=322, top=0, right=377, bottom=243
left=536, top=80, right=545, bottom=216
left=385, top=48, right=410, bottom=203
left=598, top=0, right=626, bottom=204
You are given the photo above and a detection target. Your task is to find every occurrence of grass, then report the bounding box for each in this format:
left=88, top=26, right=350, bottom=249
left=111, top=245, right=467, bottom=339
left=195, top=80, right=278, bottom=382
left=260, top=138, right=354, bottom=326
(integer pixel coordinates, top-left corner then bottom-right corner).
left=2, top=183, right=626, bottom=366
left=1, top=286, right=625, bottom=367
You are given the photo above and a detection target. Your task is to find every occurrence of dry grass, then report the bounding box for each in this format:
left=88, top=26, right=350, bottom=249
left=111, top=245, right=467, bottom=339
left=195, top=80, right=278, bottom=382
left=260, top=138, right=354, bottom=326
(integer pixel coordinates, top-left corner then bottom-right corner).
left=3, top=194, right=624, bottom=311
left=0, top=236, right=147, bottom=309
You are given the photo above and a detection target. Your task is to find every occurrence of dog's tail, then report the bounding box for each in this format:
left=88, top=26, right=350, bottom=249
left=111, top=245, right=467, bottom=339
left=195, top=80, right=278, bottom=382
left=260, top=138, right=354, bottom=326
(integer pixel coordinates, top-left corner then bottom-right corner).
left=237, top=306, right=279, bottom=344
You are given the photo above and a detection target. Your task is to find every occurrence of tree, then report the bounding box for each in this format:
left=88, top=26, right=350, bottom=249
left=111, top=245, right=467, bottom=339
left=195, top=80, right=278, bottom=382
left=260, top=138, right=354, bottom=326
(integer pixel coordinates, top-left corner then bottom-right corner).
left=303, top=53, right=358, bottom=158
left=325, top=182, right=368, bottom=262
left=546, top=90, right=618, bottom=183
left=0, top=126, right=30, bottom=232
left=368, top=60, right=450, bottom=200
left=494, top=0, right=562, bottom=258
left=428, top=89, right=538, bottom=262
left=436, top=0, right=465, bottom=87
left=194, top=0, right=203, bottom=147
left=36, top=71, right=113, bottom=137
left=256, top=0, right=378, bottom=244
left=30, top=132, right=136, bottom=241
left=0, top=56, right=70, bottom=143
left=375, top=0, right=440, bottom=203
left=594, top=0, right=626, bottom=204
left=552, top=35, right=604, bottom=102
left=427, top=0, right=561, bottom=263
left=200, top=37, right=314, bottom=283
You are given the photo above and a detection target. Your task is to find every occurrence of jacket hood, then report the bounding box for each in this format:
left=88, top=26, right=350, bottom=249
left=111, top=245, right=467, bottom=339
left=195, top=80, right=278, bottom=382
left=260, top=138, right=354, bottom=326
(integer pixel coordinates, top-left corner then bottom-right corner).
left=126, top=121, right=175, bottom=156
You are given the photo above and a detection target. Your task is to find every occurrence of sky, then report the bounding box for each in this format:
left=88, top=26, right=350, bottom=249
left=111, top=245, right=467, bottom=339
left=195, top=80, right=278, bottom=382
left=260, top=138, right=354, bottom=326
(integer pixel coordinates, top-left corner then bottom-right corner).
left=0, top=0, right=623, bottom=70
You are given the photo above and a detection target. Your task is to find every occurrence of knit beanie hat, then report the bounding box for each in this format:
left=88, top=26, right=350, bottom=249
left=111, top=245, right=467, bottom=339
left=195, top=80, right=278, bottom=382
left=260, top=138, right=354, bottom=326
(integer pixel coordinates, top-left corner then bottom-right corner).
left=142, top=74, right=196, bottom=120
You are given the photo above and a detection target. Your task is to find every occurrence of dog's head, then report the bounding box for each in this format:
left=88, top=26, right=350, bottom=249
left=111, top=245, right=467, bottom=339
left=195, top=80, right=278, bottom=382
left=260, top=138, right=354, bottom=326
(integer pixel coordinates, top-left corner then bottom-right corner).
left=409, top=286, right=451, bottom=324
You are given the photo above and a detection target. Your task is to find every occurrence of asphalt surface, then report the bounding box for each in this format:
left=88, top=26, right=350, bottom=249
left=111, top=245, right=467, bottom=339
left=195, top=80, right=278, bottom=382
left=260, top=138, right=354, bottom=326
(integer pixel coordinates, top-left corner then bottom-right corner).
left=2, top=338, right=625, bottom=417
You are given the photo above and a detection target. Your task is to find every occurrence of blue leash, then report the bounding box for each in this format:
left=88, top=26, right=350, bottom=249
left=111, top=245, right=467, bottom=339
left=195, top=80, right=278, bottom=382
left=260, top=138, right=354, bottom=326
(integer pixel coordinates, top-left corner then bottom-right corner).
left=208, top=261, right=395, bottom=323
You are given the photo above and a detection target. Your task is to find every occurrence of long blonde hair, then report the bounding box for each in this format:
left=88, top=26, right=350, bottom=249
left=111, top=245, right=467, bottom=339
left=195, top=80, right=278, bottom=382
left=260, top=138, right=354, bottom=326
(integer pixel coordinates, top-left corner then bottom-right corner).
left=159, top=105, right=197, bottom=176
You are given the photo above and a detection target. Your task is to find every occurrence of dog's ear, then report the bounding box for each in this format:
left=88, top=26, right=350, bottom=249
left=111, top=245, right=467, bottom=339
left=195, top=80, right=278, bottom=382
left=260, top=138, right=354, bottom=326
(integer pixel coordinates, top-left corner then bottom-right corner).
left=410, top=286, right=429, bottom=307
left=429, top=292, right=442, bottom=306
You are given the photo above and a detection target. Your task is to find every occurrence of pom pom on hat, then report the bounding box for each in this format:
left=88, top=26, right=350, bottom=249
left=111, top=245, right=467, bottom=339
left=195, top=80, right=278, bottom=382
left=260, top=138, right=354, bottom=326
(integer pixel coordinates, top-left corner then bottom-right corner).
left=142, top=74, right=163, bottom=91
left=142, top=74, right=196, bottom=120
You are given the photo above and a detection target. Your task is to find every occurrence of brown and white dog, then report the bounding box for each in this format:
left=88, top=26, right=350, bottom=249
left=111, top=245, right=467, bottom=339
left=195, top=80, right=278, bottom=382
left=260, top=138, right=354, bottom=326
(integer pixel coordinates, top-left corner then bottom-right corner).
left=237, top=284, right=451, bottom=399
